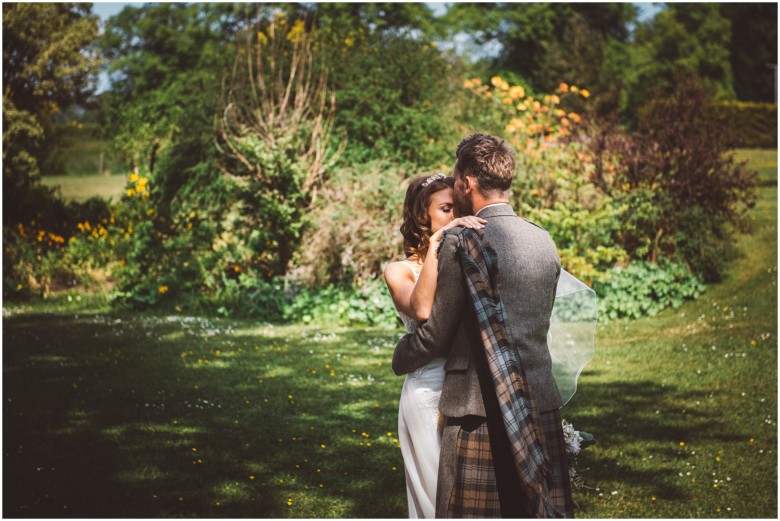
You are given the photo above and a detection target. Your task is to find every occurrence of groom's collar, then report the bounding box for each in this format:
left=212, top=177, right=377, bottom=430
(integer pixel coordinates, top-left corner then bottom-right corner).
left=475, top=203, right=515, bottom=218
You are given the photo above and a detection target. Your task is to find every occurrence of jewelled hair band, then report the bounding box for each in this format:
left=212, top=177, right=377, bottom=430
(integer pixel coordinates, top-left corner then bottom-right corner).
left=421, top=172, right=446, bottom=187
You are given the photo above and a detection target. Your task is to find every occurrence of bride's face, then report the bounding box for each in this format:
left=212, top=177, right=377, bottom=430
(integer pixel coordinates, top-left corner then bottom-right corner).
left=427, top=187, right=455, bottom=233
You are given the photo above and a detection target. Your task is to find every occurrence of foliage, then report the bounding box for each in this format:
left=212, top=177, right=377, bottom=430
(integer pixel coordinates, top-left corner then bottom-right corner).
left=2, top=3, right=101, bottom=223
left=444, top=3, right=637, bottom=116
left=217, top=13, right=343, bottom=276
left=99, top=3, right=238, bottom=170
left=588, top=75, right=758, bottom=281
left=720, top=3, right=778, bottom=103
left=626, top=4, right=735, bottom=122
left=284, top=279, right=399, bottom=327
left=2, top=197, right=113, bottom=299
left=323, top=29, right=455, bottom=167
left=593, top=261, right=706, bottom=320
left=292, top=161, right=407, bottom=286
left=718, top=101, right=778, bottom=149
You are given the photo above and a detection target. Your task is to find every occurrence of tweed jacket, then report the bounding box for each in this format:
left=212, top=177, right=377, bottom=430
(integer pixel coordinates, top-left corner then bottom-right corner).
left=392, top=203, right=564, bottom=414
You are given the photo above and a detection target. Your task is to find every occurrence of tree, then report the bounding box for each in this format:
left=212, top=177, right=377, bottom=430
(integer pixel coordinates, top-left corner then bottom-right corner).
left=721, top=3, right=778, bottom=102
left=443, top=3, right=637, bottom=95
left=2, top=3, right=101, bottom=223
left=626, top=4, right=735, bottom=118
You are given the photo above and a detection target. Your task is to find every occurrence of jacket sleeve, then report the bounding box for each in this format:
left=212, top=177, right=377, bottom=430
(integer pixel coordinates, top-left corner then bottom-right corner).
left=392, top=233, right=467, bottom=375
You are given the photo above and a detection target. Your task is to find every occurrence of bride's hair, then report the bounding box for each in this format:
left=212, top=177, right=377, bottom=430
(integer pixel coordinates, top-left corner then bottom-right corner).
left=400, top=174, right=455, bottom=260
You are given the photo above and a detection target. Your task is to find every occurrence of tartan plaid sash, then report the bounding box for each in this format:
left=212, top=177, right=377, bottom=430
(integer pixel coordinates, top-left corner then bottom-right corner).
left=452, top=227, right=561, bottom=518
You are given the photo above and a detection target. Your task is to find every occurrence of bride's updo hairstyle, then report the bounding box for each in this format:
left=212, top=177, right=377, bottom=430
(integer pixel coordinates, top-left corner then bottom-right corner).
left=400, top=173, right=455, bottom=260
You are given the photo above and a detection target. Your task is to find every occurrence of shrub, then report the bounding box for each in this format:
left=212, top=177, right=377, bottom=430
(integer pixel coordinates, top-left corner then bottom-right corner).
left=594, top=261, right=706, bottom=320
left=718, top=101, right=778, bottom=149
left=283, top=279, right=399, bottom=327
left=212, top=273, right=287, bottom=320
left=587, top=75, right=758, bottom=282
left=291, top=161, right=407, bottom=287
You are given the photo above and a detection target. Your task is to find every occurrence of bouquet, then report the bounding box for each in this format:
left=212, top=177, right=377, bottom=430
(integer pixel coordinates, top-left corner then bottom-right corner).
left=562, top=420, right=595, bottom=491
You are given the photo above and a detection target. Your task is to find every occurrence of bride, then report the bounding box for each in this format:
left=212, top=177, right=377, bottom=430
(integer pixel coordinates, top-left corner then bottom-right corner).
left=383, top=173, right=485, bottom=518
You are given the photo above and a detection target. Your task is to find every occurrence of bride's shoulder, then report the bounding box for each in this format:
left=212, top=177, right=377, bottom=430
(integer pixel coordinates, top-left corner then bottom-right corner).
left=384, top=259, right=416, bottom=286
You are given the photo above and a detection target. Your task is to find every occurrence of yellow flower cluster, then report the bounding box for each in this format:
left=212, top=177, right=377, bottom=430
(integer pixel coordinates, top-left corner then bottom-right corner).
left=463, top=75, right=592, bottom=155
left=126, top=172, right=150, bottom=199
left=287, top=19, right=306, bottom=44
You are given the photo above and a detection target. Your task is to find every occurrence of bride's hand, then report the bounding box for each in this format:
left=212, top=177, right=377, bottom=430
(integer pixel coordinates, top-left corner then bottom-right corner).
left=430, top=216, right=486, bottom=250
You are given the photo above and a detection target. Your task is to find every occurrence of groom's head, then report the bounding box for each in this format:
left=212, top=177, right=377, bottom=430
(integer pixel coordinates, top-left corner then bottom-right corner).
left=452, top=134, right=515, bottom=215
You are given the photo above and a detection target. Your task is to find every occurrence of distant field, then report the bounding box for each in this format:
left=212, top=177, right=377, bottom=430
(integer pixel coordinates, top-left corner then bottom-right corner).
left=52, top=123, right=129, bottom=177
left=42, top=174, right=127, bottom=203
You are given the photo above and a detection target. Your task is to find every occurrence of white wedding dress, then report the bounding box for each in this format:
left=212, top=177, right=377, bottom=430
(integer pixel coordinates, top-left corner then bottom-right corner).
left=397, top=261, right=446, bottom=519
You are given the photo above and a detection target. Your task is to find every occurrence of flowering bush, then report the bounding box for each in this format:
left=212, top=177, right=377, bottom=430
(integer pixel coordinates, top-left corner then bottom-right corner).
left=463, top=76, right=624, bottom=284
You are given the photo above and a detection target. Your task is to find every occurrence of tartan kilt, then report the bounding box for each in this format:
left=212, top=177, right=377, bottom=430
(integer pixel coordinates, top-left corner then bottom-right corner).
left=442, top=409, right=574, bottom=518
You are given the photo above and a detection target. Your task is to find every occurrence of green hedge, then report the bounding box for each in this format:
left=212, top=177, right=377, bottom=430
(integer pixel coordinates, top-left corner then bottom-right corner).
left=719, top=101, right=777, bottom=148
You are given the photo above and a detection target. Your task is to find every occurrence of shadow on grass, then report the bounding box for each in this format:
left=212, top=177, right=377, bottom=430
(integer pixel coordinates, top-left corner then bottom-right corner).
left=564, top=373, right=734, bottom=511
left=4, top=313, right=407, bottom=517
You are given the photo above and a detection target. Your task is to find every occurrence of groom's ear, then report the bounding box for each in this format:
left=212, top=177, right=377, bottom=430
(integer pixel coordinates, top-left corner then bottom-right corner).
left=464, top=175, right=477, bottom=194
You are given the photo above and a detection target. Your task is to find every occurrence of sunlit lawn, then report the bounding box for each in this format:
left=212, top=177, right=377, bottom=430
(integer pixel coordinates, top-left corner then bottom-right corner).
left=4, top=149, right=776, bottom=518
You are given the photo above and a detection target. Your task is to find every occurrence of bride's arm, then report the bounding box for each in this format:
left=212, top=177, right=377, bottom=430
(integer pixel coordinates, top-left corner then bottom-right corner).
left=409, top=216, right=485, bottom=321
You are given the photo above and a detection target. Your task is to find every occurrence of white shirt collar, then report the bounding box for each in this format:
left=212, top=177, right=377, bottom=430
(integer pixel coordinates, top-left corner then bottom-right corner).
left=475, top=202, right=511, bottom=217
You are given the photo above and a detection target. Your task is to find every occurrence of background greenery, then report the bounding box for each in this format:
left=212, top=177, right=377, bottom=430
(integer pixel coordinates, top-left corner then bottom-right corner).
left=4, top=148, right=776, bottom=518
left=2, top=4, right=778, bottom=516
left=4, top=3, right=775, bottom=319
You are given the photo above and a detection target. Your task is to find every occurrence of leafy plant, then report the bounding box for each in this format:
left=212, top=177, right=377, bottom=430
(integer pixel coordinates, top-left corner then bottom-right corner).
left=283, top=279, right=399, bottom=327
left=593, top=261, right=706, bottom=320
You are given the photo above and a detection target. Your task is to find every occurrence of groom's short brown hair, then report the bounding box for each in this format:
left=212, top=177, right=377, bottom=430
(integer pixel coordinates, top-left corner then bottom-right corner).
left=455, top=134, right=515, bottom=194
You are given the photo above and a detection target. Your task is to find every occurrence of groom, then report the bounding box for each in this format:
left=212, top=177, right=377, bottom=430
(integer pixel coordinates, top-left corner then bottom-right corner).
left=393, top=134, right=573, bottom=518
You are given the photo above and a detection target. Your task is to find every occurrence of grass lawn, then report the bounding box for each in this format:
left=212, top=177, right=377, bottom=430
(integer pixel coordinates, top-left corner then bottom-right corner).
left=4, top=149, right=777, bottom=518
left=41, top=174, right=128, bottom=203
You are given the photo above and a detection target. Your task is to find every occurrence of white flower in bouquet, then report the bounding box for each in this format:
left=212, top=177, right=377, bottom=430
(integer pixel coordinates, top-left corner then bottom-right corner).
left=562, top=420, right=583, bottom=455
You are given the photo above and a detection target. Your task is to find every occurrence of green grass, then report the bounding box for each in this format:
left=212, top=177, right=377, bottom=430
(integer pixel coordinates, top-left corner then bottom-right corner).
left=41, top=123, right=129, bottom=202
left=4, top=149, right=777, bottom=517
left=41, top=173, right=128, bottom=203
left=53, top=123, right=129, bottom=177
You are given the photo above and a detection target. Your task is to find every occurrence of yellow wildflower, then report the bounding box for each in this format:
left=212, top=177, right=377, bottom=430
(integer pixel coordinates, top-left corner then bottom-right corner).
left=159, top=285, right=169, bottom=294
left=128, top=172, right=139, bottom=183
left=558, top=82, right=569, bottom=93
left=580, top=89, right=590, bottom=98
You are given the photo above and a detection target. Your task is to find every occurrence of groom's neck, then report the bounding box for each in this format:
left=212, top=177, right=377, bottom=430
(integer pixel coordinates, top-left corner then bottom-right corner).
left=471, top=195, right=510, bottom=215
